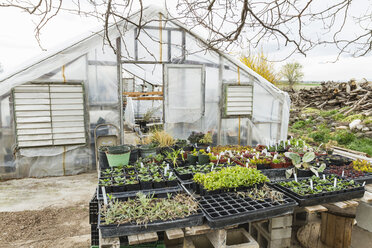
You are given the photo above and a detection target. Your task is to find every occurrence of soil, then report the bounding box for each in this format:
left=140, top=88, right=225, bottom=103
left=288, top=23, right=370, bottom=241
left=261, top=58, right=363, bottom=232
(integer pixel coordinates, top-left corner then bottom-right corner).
left=0, top=172, right=97, bottom=247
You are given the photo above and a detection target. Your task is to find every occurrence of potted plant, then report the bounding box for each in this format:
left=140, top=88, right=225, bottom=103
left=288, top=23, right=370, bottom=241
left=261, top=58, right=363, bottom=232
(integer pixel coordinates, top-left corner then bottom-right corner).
left=187, top=149, right=198, bottom=164
left=165, top=148, right=182, bottom=167
left=198, top=149, right=210, bottom=165
left=106, top=145, right=131, bottom=167
left=284, top=152, right=326, bottom=178
left=151, top=130, right=175, bottom=154
left=270, top=157, right=287, bottom=169
left=139, top=136, right=157, bottom=158
left=187, top=131, right=205, bottom=146
left=138, top=174, right=153, bottom=189
left=125, top=176, right=140, bottom=191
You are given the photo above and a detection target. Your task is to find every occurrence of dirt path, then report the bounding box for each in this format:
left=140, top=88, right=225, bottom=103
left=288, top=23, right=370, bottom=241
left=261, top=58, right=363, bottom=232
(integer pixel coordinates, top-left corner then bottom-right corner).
left=0, top=173, right=97, bottom=247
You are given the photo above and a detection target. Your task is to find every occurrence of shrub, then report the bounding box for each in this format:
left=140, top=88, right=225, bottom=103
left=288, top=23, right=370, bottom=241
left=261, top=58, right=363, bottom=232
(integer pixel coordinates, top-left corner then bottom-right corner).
left=319, top=110, right=337, bottom=118
left=332, top=130, right=355, bottom=145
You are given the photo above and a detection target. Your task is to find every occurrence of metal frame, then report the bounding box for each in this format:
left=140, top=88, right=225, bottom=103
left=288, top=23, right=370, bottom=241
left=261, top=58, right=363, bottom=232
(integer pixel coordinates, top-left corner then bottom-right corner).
left=163, top=64, right=205, bottom=124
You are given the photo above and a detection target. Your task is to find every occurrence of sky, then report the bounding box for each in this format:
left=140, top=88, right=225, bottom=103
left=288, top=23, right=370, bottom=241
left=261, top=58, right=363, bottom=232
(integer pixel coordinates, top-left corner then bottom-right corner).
left=0, top=1, right=371, bottom=82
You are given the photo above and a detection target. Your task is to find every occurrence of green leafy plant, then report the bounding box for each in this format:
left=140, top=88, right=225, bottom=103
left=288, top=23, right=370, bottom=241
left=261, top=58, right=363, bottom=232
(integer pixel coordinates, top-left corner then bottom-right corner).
left=193, top=166, right=269, bottom=191
left=278, top=175, right=359, bottom=196
left=284, top=152, right=326, bottom=178
left=165, top=148, right=182, bottom=167
left=235, top=184, right=284, bottom=202
left=101, top=193, right=199, bottom=225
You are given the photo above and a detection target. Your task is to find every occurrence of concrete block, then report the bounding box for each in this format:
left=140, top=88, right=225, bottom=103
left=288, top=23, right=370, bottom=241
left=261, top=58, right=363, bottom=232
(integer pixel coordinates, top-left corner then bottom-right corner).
left=356, top=201, right=372, bottom=232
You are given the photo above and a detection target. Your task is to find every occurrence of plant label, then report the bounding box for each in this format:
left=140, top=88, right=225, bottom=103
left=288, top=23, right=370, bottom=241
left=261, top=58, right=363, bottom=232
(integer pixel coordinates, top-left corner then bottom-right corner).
left=168, top=172, right=173, bottom=179
left=273, top=154, right=278, bottom=160
left=102, top=186, right=108, bottom=205
left=323, top=174, right=326, bottom=180
left=140, top=162, right=144, bottom=168
left=333, top=177, right=337, bottom=188
left=164, top=167, right=168, bottom=175
left=211, top=164, right=214, bottom=171
left=310, top=179, right=313, bottom=190
left=246, top=162, right=248, bottom=167
left=294, top=173, right=298, bottom=182
left=363, top=181, right=366, bottom=186
left=195, top=143, right=197, bottom=147
left=342, top=170, right=344, bottom=177
left=228, top=158, right=231, bottom=164
left=207, top=146, right=211, bottom=152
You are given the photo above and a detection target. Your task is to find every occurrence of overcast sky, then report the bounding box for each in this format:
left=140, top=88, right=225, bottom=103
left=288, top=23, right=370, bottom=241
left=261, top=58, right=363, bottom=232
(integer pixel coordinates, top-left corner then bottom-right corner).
left=0, top=1, right=371, bottom=82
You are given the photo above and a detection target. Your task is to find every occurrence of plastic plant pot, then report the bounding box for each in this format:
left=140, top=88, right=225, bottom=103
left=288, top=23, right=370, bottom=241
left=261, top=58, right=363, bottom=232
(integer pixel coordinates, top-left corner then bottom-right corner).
left=198, top=154, right=210, bottom=165
left=187, top=154, right=198, bottom=164
left=297, top=168, right=312, bottom=177
left=106, top=145, right=131, bottom=167
left=140, top=145, right=157, bottom=158
left=129, top=147, right=139, bottom=163
left=98, top=146, right=110, bottom=170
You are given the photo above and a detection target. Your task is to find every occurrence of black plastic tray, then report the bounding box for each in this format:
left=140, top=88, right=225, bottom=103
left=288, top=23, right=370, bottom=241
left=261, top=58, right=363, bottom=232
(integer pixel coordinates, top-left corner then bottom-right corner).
left=89, top=191, right=98, bottom=225
left=99, top=211, right=203, bottom=238
left=199, top=190, right=297, bottom=228
left=271, top=178, right=365, bottom=207
left=97, top=185, right=182, bottom=200
left=98, top=190, right=204, bottom=238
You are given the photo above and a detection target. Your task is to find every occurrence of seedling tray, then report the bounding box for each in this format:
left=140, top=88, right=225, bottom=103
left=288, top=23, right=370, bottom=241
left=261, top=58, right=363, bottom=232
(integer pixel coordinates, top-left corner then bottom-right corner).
left=271, top=178, right=365, bottom=207
left=97, top=185, right=182, bottom=201
left=98, top=191, right=204, bottom=238
left=199, top=191, right=297, bottom=228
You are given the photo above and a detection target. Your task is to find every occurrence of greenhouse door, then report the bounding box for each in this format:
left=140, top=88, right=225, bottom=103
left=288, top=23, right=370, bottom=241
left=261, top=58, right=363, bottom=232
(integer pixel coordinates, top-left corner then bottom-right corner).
left=164, top=64, right=205, bottom=124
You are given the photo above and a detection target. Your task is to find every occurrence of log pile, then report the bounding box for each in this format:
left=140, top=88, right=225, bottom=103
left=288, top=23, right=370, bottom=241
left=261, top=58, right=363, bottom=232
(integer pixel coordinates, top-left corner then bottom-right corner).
left=289, top=79, right=372, bottom=115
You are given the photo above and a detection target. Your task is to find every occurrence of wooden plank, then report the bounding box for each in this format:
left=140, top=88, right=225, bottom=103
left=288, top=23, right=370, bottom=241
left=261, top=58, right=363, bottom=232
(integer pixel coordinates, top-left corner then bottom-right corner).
left=360, top=191, right=372, bottom=203
left=325, top=213, right=336, bottom=246
left=331, top=200, right=359, bottom=209
left=127, top=234, right=139, bottom=245
left=133, top=97, right=163, bottom=100
left=123, top=91, right=163, bottom=96
left=136, top=232, right=158, bottom=244
left=304, top=205, right=328, bottom=213
left=320, top=213, right=327, bottom=243
left=15, top=111, right=51, bottom=117
left=343, top=218, right=353, bottom=247
left=184, top=224, right=211, bottom=236
left=334, top=215, right=346, bottom=247
left=165, top=228, right=184, bottom=240
left=365, top=184, right=372, bottom=193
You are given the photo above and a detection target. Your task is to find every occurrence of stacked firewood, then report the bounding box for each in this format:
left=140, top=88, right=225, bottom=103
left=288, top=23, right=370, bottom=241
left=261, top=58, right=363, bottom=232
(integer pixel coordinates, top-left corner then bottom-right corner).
left=289, top=79, right=372, bottom=116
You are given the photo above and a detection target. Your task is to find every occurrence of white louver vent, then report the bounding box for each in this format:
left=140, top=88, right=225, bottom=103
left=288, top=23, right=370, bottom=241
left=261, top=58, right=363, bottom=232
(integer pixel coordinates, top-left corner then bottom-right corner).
left=13, top=83, right=87, bottom=148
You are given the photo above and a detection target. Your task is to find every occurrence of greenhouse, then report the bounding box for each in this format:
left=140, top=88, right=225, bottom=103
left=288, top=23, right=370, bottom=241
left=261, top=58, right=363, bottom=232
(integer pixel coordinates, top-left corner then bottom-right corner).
left=0, top=5, right=289, bottom=179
